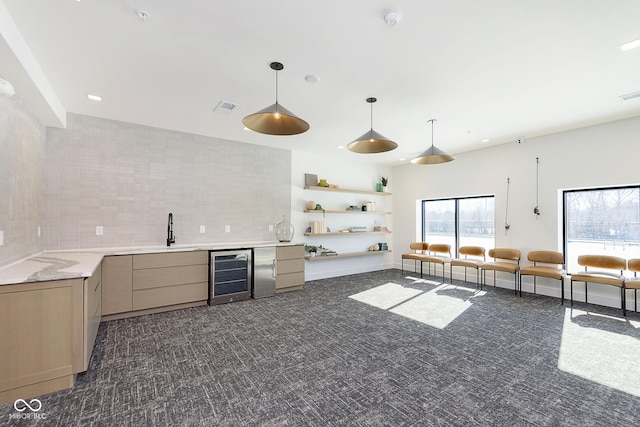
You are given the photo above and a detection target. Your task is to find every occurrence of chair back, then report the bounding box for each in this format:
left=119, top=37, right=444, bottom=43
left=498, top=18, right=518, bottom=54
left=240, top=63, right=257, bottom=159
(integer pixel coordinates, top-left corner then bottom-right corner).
left=429, top=244, right=451, bottom=256
left=577, top=254, right=625, bottom=272
left=528, top=250, right=564, bottom=266
left=459, top=246, right=485, bottom=259
left=409, top=242, right=428, bottom=252
left=488, top=248, right=521, bottom=262
left=628, top=258, right=640, bottom=274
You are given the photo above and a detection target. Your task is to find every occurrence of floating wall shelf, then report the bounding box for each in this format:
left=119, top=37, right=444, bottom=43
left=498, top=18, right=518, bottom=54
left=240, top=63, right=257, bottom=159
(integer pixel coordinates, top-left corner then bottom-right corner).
left=304, top=250, right=392, bottom=261
left=304, top=186, right=391, bottom=196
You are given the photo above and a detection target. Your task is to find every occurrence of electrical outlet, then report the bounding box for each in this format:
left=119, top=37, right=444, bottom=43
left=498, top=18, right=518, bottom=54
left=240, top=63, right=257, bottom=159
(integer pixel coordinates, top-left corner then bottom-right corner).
left=200, top=225, right=206, bottom=234
left=269, top=224, right=274, bottom=232
left=225, top=225, right=231, bottom=233
left=96, top=226, right=104, bottom=236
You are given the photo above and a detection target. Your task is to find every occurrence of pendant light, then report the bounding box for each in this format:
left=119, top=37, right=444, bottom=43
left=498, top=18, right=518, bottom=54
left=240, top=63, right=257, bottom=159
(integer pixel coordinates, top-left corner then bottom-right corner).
left=346, top=97, right=398, bottom=154
left=411, top=119, right=455, bottom=164
left=242, top=62, right=310, bottom=135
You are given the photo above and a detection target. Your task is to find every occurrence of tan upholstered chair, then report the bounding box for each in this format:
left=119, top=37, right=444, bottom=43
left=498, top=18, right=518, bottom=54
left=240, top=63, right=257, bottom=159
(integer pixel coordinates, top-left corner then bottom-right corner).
left=449, top=246, right=485, bottom=288
left=625, top=258, right=640, bottom=313
left=519, top=251, right=566, bottom=302
left=401, top=242, right=429, bottom=275
left=481, top=248, right=521, bottom=294
left=570, top=255, right=626, bottom=316
left=419, top=243, right=452, bottom=282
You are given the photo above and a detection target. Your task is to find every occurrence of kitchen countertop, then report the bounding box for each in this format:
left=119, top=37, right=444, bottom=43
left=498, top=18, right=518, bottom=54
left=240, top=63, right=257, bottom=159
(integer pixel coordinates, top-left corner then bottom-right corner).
left=0, top=241, right=301, bottom=286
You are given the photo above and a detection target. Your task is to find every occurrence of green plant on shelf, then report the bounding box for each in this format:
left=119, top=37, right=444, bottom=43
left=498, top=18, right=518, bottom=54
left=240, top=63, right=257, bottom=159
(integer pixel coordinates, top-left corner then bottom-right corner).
left=304, top=244, right=324, bottom=254
left=381, top=176, right=389, bottom=187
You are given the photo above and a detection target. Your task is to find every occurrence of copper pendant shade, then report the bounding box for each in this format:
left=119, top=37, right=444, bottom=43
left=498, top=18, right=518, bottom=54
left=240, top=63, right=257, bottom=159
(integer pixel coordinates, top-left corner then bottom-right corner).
left=346, top=97, right=398, bottom=154
left=242, top=62, right=310, bottom=136
left=411, top=119, right=455, bottom=164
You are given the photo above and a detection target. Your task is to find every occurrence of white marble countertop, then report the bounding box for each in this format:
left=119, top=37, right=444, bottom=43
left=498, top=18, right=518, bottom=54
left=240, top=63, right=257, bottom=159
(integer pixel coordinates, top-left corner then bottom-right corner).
left=0, top=241, right=302, bottom=286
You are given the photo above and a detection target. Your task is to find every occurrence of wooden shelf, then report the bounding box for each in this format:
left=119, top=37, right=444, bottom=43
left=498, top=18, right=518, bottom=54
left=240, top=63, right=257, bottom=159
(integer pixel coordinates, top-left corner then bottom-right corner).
left=304, top=186, right=391, bottom=196
left=305, top=250, right=392, bottom=261
left=304, top=231, right=391, bottom=236
left=304, top=209, right=391, bottom=214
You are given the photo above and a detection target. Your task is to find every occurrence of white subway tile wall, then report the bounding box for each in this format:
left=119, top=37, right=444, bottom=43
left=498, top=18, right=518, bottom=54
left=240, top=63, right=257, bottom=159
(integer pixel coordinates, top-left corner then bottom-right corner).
left=45, top=114, right=291, bottom=250
left=0, top=97, right=46, bottom=266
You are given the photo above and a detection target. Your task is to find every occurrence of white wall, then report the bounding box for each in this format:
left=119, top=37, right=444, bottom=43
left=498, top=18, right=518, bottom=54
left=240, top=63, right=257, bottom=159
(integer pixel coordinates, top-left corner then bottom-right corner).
left=291, top=151, right=392, bottom=280
left=392, top=116, right=640, bottom=309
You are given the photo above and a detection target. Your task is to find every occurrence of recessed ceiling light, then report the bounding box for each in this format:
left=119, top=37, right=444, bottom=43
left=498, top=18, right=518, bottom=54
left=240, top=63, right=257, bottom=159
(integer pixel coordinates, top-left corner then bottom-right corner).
left=86, top=94, right=102, bottom=101
left=337, top=145, right=344, bottom=149
left=620, top=38, right=640, bottom=51
left=136, top=10, right=150, bottom=21
left=481, top=138, right=490, bottom=143
left=213, top=100, right=238, bottom=115
left=620, top=90, right=640, bottom=101
left=305, top=75, right=320, bottom=83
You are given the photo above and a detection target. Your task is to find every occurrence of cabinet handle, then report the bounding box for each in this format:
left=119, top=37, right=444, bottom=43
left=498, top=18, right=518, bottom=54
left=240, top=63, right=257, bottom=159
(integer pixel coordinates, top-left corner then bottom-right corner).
left=273, top=259, right=277, bottom=278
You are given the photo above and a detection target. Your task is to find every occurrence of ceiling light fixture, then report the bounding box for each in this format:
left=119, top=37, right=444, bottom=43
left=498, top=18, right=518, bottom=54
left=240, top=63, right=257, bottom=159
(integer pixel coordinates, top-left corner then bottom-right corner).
left=620, top=38, right=640, bottom=51
left=411, top=119, right=455, bottom=164
left=86, top=94, right=102, bottom=101
left=346, top=97, right=398, bottom=154
left=242, top=61, right=310, bottom=135
left=136, top=10, right=150, bottom=21
left=384, top=11, right=402, bottom=26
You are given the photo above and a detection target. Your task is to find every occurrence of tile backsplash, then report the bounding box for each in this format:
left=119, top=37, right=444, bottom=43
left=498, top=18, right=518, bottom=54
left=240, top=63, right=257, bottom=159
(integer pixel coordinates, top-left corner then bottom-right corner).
left=0, top=97, right=46, bottom=266
left=45, top=114, right=291, bottom=250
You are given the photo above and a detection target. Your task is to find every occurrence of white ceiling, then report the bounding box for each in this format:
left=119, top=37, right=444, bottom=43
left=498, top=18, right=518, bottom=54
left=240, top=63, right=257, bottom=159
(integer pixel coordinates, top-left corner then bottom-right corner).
left=2, top=0, right=640, bottom=165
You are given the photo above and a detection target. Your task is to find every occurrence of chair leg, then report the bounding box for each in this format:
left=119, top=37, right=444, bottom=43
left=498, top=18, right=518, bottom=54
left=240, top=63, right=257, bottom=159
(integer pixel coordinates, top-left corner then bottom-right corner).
left=635, top=289, right=637, bottom=312
left=514, top=273, right=517, bottom=295
left=570, top=279, right=574, bottom=306
left=622, top=286, right=626, bottom=317
left=560, top=277, right=564, bottom=305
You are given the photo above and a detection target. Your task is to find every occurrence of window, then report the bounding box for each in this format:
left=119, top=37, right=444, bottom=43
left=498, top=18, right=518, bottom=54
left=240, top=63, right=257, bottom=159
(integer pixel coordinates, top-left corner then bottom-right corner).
left=422, top=196, right=495, bottom=256
left=564, top=186, right=640, bottom=273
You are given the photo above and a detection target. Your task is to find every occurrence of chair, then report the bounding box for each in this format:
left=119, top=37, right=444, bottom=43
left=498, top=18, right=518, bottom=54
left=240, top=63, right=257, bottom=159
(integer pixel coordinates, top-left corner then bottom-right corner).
left=449, top=246, right=485, bottom=289
left=625, top=258, right=640, bottom=312
left=570, top=255, right=626, bottom=316
left=418, top=243, right=451, bottom=283
left=519, top=251, right=566, bottom=303
left=401, top=242, right=429, bottom=275
left=481, top=248, right=521, bottom=294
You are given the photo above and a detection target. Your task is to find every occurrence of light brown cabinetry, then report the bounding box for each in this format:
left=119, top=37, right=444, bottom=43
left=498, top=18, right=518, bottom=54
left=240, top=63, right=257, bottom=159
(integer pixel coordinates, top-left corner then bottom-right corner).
left=101, top=255, right=132, bottom=315
left=0, top=267, right=101, bottom=406
left=132, top=251, right=208, bottom=311
left=276, top=245, right=305, bottom=292
left=101, top=251, right=209, bottom=319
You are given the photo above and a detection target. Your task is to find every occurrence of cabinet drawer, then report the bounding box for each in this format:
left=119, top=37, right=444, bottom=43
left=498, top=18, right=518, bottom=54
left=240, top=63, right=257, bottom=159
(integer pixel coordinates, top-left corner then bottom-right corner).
left=132, top=251, right=208, bottom=270
left=132, top=282, right=208, bottom=311
left=278, top=258, right=304, bottom=275
left=276, top=245, right=304, bottom=260
left=133, top=264, right=208, bottom=290
left=276, top=272, right=305, bottom=289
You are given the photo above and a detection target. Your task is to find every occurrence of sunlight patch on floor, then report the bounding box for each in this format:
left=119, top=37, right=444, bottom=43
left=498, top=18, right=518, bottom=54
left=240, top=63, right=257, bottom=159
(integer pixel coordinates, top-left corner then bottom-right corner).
left=350, top=281, right=485, bottom=329
left=558, top=307, right=640, bottom=397
left=349, top=282, right=423, bottom=310
left=390, top=284, right=483, bottom=329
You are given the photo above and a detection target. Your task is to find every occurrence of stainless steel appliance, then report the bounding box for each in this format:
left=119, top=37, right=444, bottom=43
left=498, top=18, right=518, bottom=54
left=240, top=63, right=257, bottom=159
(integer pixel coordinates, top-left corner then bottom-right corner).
left=253, top=246, right=276, bottom=299
left=209, top=249, right=252, bottom=305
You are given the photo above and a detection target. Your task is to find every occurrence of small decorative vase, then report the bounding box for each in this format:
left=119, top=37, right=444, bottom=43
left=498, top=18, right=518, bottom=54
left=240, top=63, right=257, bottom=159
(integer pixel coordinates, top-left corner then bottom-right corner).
left=376, top=183, right=383, bottom=192
left=275, top=216, right=295, bottom=242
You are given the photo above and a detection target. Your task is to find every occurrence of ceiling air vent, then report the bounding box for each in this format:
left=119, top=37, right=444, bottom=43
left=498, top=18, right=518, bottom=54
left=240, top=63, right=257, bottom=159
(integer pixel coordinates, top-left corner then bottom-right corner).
left=620, top=91, right=640, bottom=101
left=213, top=100, right=238, bottom=115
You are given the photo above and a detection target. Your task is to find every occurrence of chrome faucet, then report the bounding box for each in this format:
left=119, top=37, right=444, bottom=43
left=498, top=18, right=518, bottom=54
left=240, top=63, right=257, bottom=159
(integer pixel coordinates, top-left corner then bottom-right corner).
left=167, top=212, right=175, bottom=247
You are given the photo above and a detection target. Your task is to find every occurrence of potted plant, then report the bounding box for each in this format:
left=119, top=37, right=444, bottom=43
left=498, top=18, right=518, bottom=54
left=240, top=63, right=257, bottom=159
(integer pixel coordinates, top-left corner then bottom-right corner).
left=304, top=244, right=323, bottom=257
left=381, top=176, right=389, bottom=191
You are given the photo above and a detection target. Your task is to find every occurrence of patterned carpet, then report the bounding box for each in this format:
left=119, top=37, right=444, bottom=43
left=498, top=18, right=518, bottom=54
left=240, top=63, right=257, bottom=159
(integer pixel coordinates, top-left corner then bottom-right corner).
left=2, top=269, right=640, bottom=426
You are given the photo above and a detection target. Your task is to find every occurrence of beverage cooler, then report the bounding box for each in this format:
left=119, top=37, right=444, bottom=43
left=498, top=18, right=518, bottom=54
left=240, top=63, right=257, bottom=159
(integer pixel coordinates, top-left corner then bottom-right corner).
left=208, top=249, right=252, bottom=305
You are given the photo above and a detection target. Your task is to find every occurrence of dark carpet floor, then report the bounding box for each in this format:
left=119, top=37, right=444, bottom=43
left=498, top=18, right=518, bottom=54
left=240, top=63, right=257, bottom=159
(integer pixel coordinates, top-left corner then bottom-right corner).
left=2, top=269, right=640, bottom=426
